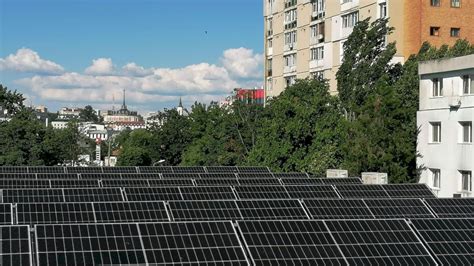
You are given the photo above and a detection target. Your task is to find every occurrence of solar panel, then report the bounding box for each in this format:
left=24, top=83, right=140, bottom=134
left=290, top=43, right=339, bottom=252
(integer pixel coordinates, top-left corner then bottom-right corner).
left=121, top=173, right=161, bottom=179
left=237, top=166, right=270, bottom=173
left=16, top=202, right=95, bottom=224
left=237, top=220, right=346, bottom=265
left=0, top=166, right=28, bottom=173
left=125, top=187, right=183, bottom=201
left=335, top=184, right=390, bottom=198
left=236, top=199, right=309, bottom=220
left=303, top=199, right=374, bottom=219
left=0, top=204, right=13, bottom=225
left=324, top=219, right=437, bottom=265
left=364, top=198, right=435, bottom=218
left=284, top=185, right=340, bottom=199
left=0, top=179, right=50, bottom=189
left=172, top=166, right=206, bottom=173
left=37, top=173, right=78, bottom=179
left=0, top=225, right=31, bottom=266
left=27, top=166, right=65, bottom=173
left=0, top=173, right=36, bottom=179
left=194, top=178, right=240, bottom=186
left=2, top=189, right=64, bottom=203
left=102, top=166, right=137, bottom=173
left=63, top=188, right=124, bottom=202
left=138, top=166, right=173, bottom=173
left=35, top=223, right=146, bottom=265
left=234, top=186, right=291, bottom=199
left=179, top=186, right=236, bottom=200
left=205, top=166, right=238, bottom=173
left=237, top=172, right=274, bottom=179
left=321, top=177, right=363, bottom=184
left=424, top=198, right=474, bottom=218
left=161, top=173, right=200, bottom=179
left=169, top=200, right=242, bottom=221
left=80, top=173, right=121, bottom=179
left=381, top=184, right=436, bottom=198
left=199, top=173, right=237, bottom=179
left=280, top=178, right=326, bottom=186
left=272, top=172, right=309, bottom=178
left=148, top=179, right=194, bottom=187
left=138, top=221, right=248, bottom=265
left=50, top=179, right=99, bottom=188
left=238, top=178, right=281, bottom=186
left=102, top=179, right=149, bottom=187
left=410, top=218, right=474, bottom=265
left=93, top=201, right=169, bottom=223
left=66, top=166, right=103, bottom=173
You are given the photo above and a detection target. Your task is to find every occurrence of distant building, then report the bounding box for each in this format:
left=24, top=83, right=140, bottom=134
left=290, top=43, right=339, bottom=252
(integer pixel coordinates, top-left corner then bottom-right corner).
left=234, top=88, right=265, bottom=105
left=51, top=121, right=69, bottom=129
left=417, top=54, right=473, bottom=198
left=58, top=107, right=83, bottom=120
left=103, top=90, right=142, bottom=123
left=145, top=98, right=187, bottom=128
left=35, top=105, right=48, bottom=113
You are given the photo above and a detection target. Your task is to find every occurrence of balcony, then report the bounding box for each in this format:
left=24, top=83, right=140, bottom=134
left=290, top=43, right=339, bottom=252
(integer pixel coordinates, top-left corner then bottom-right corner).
left=284, top=65, right=297, bottom=74
left=284, top=21, right=297, bottom=30
left=309, top=59, right=324, bottom=69
left=267, top=47, right=273, bottom=56
left=267, top=69, right=273, bottom=77
left=311, top=11, right=325, bottom=21
left=284, top=0, right=297, bottom=9
left=284, top=43, right=296, bottom=52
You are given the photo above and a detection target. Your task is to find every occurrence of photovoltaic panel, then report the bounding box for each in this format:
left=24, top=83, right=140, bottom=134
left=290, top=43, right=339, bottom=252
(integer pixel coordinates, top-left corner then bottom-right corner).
left=0, top=225, right=31, bottom=266
left=236, top=199, right=308, bottom=220
left=80, top=173, right=121, bottom=179
left=121, top=173, right=161, bottom=179
left=280, top=178, right=326, bottom=186
left=272, top=172, right=309, bottom=179
left=138, top=166, right=173, bottom=173
left=321, top=177, right=363, bottom=184
left=381, top=184, right=436, bottom=198
left=2, top=189, right=64, bottom=203
left=205, top=166, right=238, bottom=173
left=238, top=178, right=281, bottom=186
left=148, top=179, right=194, bottom=187
left=28, top=166, right=65, bottom=173
left=161, top=173, right=200, bottom=179
left=179, top=186, right=236, bottom=200
left=102, top=179, right=149, bottom=187
left=199, top=172, right=237, bottom=179
left=172, top=166, right=206, bottom=173
left=303, top=199, right=374, bottom=219
left=364, top=198, right=435, bottom=218
left=0, top=173, right=36, bottom=179
left=35, top=223, right=146, bottom=265
left=37, top=173, right=78, bottom=179
left=0, top=179, right=50, bottom=189
left=284, top=185, right=340, bottom=199
left=0, top=204, right=12, bottom=225
left=50, top=179, right=99, bottom=188
left=410, top=218, right=474, bottom=265
left=424, top=198, right=474, bottom=218
left=16, top=202, right=95, bottom=224
left=237, top=220, right=346, bottom=265
left=168, top=200, right=242, bottom=221
left=125, top=187, right=183, bottom=201
left=0, top=166, right=28, bottom=173
left=325, top=219, right=437, bottom=265
left=335, top=184, right=390, bottom=198
left=237, top=172, right=274, bottom=179
left=236, top=166, right=270, bottom=173
left=63, top=188, right=124, bottom=202
left=194, top=178, right=240, bottom=187
left=138, top=221, right=248, bottom=265
left=234, top=186, right=291, bottom=199
left=66, top=166, right=103, bottom=173
left=102, top=166, right=137, bottom=173
left=93, top=201, right=169, bottom=223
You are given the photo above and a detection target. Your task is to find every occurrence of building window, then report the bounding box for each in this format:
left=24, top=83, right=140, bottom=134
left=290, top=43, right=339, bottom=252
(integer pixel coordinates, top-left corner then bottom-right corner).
left=266, top=78, right=273, bottom=91
left=342, top=0, right=353, bottom=3
left=431, top=0, right=440, bottom=6
left=451, top=0, right=460, bottom=7
left=285, top=76, right=296, bottom=87
left=450, top=28, right=460, bottom=37
left=312, top=0, right=325, bottom=14
left=310, top=46, right=324, bottom=60
left=430, top=27, right=440, bottom=36
left=284, top=9, right=297, bottom=24
left=267, top=18, right=273, bottom=36
left=285, top=30, right=297, bottom=46
left=284, top=53, right=297, bottom=67
left=430, top=122, right=441, bottom=143
left=268, top=38, right=273, bottom=48
left=431, top=169, right=441, bottom=189
left=462, top=75, right=473, bottom=94
left=342, top=12, right=358, bottom=28
left=379, top=3, right=387, bottom=18
left=432, top=78, right=443, bottom=96
left=312, top=71, right=324, bottom=79
left=460, top=171, right=472, bottom=192
left=460, top=122, right=472, bottom=143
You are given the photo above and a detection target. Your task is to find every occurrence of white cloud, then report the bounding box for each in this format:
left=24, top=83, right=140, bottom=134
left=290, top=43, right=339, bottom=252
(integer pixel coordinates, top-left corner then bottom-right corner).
left=0, top=48, right=64, bottom=74
left=84, top=58, right=115, bottom=75
left=221, top=47, right=263, bottom=79
left=122, top=62, right=153, bottom=77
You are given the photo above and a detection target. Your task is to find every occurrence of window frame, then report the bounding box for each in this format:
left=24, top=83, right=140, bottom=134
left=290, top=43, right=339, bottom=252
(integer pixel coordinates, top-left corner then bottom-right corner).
left=450, top=28, right=460, bottom=37
left=431, top=169, right=441, bottom=189
left=460, top=170, right=472, bottom=192
left=451, top=0, right=461, bottom=7
left=430, top=122, right=442, bottom=143
left=431, top=0, right=440, bottom=6
left=430, top=26, right=440, bottom=36
left=460, top=121, right=473, bottom=143
left=462, top=75, right=473, bottom=95
left=310, top=46, right=324, bottom=61
left=432, top=78, right=443, bottom=97
left=342, top=11, right=359, bottom=28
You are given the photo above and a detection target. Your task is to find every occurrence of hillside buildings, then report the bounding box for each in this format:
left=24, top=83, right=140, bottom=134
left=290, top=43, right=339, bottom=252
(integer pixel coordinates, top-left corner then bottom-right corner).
left=417, top=54, right=473, bottom=197
left=263, top=0, right=474, bottom=98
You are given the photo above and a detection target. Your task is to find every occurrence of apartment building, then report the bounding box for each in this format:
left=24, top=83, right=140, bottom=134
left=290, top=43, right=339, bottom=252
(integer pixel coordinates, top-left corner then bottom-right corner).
left=417, top=54, right=473, bottom=198
left=263, top=0, right=474, bottom=98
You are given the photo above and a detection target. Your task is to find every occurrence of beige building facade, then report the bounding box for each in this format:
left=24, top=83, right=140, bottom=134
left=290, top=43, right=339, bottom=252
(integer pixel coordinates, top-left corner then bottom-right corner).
left=264, top=0, right=473, bottom=99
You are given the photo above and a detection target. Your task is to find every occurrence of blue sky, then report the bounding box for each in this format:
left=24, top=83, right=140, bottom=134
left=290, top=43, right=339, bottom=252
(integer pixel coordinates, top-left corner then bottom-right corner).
left=0, top=0, right=263, bottom=113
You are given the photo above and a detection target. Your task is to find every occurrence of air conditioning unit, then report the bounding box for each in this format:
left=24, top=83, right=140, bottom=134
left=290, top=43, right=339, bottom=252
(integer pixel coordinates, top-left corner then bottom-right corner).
left=326, top=169, right=348, bottom=178
left=453, top=193, right=462, bottom=198
left=361, top=172, right=388, bottom=184
left=317, top=34, right=324, bottom=40
left=449, top=97, right=461, bottom=108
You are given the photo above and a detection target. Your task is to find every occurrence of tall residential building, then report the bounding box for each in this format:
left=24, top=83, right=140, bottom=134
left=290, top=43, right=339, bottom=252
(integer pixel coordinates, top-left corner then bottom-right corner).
left=263, top=0, right=474, bottom=98
left=417, top=54, right=473, bottom=198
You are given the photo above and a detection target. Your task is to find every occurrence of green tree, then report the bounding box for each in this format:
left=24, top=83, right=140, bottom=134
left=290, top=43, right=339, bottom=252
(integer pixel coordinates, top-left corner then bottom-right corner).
left=117, top=146, right=152, bottom=166
left=79, top=105, right=100, bottom=123
left=0, top=84, right=25, bottom=116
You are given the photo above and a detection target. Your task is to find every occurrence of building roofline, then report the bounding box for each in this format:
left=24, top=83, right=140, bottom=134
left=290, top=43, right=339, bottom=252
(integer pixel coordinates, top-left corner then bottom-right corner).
left=418, top=54, right=474, bottom=75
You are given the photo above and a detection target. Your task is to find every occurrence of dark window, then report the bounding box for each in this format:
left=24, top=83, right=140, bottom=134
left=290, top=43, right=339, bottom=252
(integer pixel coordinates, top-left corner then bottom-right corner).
left=431, top=0, right=440, bottom=6
left=451, top=0, right=460, bottom=7
left=430, top=27, right=440, bottom=36
left=450, top=28, right=460, bottom=37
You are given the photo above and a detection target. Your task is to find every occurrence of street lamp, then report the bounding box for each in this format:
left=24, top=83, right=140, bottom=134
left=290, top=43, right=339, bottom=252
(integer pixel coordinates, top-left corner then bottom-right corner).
left=153, top=159, right=166, bottom=166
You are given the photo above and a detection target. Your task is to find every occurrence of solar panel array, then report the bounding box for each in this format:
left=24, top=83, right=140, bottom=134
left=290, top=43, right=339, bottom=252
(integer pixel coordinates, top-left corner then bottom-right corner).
left=0, top=166, right=471, bottom=266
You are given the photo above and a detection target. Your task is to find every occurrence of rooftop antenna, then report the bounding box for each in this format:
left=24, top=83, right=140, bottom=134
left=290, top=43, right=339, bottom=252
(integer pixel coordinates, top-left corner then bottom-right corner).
left=121, top=89, right=127, bottom=110
left=112, top=93, right=115, bottom=111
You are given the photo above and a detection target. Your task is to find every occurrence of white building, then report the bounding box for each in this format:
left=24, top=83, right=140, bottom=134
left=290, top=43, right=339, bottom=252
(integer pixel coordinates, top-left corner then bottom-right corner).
left=417, top=54, right=473, bottom=198
left=51, top=121, right=69, bottom=129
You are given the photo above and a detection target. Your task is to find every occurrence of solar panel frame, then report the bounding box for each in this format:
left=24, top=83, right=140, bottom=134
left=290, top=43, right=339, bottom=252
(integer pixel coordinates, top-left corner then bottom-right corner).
left=102, top=179, right=150, bottom=187
left=237, top=172, right=274, bottom=179
left=303, top=199, right=375, bottom=219
left=234, top=185, right=291, bottom=199
left=148, top=179, right=194, bottom=187
left=80, top=173, right=122, bottom=179
left=236, top=199, right=309, bottom=220
left=284, top=185, right=340, bottom=199
left=27, top=166, right=65, bottom=173
left=424, top=198, right=474, bottom=218
left=102, top=166, right=138, bottom=173
left=194, top=178, right=240, bottom=187
left=125, top=187, right=183, bottom=201
left=0, top=179, right=50, bottom=189
left=0, top=204, right=13, bottom=225
left=50, top=179, right=99, bottom=188
left=93, top=201, right=170, bottom=223
left=335, top=184, right=390, bottom=198
left=179, top=186, right=237, bottom=200
left=37, top=173, right=79, bottom=179
left=237, top=178, right=281, bottom=186
left=137, top=166, right=173, bottom=173
left=172, top=166, right=206, bottom=173
left=0, top=173, right=36, bottom=179
left=0, top=225, right=32, bottom=266
left=121, top=173, right=161, bottom=179
left=321, top=177, right=363, bottom=184
left=63, top=188, right=124, bottom=202
left=280, top=178, right=326, bottom=186
left=66, top=166, right=103, bottom=173
left=272, top=172, right=309, bottom=179
left=168, top=200, right=242, bottom=221
left=199, top=172, right=237, bottom=179
left=364, top=198, right=435, bottom=218
left=381, top=184, right=436, bottom=198
left=161, top=173, right=201, bottom=179
left=205, top=166, right=238, bottom=173
left=16, top=202, right=95, bottom=224
left=0, top=166, right=28, bottom=173
left=236, top=166, right=270, bottom=173
left=2, top=189, right=64, bottom=203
